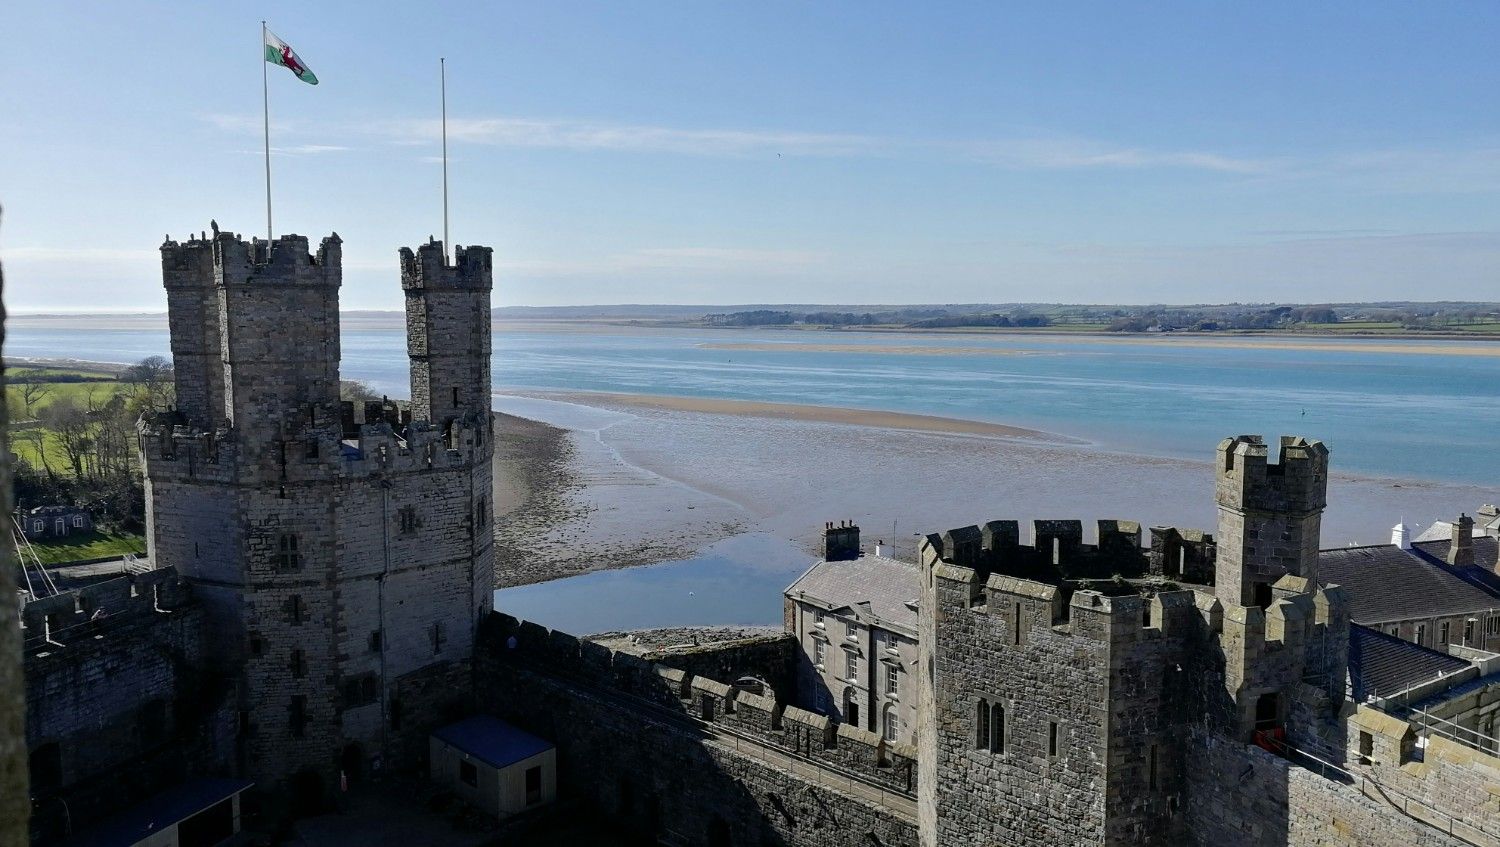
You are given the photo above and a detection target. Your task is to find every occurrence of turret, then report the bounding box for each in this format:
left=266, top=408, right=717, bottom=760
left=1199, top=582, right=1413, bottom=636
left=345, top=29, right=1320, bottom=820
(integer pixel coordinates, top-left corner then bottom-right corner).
left=1214, top=435, right=1329, bottom=608
left=160, top=235, right=222, bottom=429
left=401, top=239, right=493, bottom=438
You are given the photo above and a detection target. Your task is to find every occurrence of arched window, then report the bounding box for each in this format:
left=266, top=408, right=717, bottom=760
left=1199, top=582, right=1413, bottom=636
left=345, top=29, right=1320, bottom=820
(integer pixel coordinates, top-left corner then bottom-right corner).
left=976, top=698, right=989, bottom=749
left=990, top=703, right=1006, bottom=753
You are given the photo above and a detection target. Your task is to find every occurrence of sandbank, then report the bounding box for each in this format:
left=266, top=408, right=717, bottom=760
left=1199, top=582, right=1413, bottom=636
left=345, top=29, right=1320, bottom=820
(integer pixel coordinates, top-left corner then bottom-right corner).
left=529, top=391, right=1083, bottom=444
left=700, top=342, right=1033, bottom=356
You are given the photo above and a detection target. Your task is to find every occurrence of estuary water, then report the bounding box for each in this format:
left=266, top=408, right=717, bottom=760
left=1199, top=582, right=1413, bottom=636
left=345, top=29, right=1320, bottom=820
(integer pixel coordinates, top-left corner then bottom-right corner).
left=9, top=316, right=1499, bottom=632
left=11, top=316, right=1499, bottom=484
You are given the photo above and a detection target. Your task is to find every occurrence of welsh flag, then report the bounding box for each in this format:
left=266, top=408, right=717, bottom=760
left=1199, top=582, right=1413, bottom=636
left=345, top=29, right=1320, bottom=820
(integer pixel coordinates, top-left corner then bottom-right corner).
left=264, top=28, right=318, bottom=85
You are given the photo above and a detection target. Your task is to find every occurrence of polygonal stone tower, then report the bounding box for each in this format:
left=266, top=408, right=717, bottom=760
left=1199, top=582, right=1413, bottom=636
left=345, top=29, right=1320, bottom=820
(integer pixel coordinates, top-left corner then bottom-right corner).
left=141, top=229, right=494, bottom=797
left=1213, top=435, right=1328, bottom=608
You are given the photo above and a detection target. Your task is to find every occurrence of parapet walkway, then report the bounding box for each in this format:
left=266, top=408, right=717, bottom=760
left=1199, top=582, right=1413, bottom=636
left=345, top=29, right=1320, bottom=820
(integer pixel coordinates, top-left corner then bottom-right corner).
left=517, top=656, right=918, bottom=822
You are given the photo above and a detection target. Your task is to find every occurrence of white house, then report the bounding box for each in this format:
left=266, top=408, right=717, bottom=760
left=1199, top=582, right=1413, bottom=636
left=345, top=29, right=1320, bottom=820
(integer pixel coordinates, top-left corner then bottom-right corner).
left=430, top=715, right=556, bottom=819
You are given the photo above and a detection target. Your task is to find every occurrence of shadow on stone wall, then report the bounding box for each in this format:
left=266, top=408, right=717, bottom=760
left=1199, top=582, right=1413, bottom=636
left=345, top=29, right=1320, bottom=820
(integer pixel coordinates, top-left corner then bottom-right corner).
left=474, top=613, right=918, bottom=847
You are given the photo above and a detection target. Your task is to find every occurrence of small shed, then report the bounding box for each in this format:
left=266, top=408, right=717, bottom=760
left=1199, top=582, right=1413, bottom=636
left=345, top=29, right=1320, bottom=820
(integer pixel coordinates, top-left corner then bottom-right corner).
left=59, top=778, right=253, bottom=847
left=430, top=715, right=557, bottom=818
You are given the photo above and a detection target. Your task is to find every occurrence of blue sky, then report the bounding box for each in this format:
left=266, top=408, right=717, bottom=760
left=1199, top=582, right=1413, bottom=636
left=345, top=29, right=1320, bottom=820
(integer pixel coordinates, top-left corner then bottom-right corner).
left=4, top=2, right=1500, bottom=310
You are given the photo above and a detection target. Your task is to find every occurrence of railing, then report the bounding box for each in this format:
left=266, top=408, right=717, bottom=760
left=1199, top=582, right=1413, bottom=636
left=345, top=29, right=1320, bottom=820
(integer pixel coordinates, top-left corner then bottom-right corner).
left=1411, top=708, right=1500, bottom=755
left=1259, top=734, right=1493, bottom=847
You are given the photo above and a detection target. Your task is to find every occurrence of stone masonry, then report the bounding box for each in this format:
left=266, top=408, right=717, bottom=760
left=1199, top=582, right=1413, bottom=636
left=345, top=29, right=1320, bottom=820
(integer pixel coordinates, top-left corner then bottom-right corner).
left=1215, top=435, right=1328, bottom=608
left=139, top=229, right=493, bottom=793
left=915, top=434, right=1494, bottom=847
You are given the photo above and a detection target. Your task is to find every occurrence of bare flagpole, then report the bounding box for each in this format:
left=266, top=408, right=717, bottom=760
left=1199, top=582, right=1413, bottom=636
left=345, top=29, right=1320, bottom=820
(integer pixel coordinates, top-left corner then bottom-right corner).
left=441, top=57, right=450, bottom=261
left=262, top=21, right=273, bottom=244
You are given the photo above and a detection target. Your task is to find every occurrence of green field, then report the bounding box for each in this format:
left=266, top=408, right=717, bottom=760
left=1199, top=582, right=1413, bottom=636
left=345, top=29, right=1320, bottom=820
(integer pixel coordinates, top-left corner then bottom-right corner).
left=8, top=368, right=130, bottom=470
left=22, top=530, right=146, bottom=566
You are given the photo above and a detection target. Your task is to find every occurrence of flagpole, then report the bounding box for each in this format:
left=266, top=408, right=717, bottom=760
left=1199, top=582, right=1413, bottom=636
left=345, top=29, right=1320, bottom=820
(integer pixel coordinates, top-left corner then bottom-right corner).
left=441, top=57, right=450, bottom=261
left=262, top=21, right=273, bottom=245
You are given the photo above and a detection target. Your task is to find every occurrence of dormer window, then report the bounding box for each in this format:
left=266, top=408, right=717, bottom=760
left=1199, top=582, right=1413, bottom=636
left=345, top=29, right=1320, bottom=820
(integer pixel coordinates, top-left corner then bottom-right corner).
left=813, top=608, right=825, bottom=628
left=845, top=620, right=858, bottom=641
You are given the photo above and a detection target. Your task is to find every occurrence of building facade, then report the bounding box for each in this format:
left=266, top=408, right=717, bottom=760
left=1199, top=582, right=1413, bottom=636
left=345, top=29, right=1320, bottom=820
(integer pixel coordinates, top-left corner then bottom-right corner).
left=138, top=229, right=494, bottom=791
left=16, top=506, right=93, bottom=540
left=1320, top=516, right=1500, bottom=657
left=784, top=523, right=920, bottom=745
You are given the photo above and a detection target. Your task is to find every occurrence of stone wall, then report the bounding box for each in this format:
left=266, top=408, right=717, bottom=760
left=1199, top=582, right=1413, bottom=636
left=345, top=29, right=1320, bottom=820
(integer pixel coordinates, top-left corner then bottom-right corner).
left=477, top=613, right=918, bottom=846
left=918, top=560, right=1117, bottom=847
left=1346, top=706, right=1500, bottom=846
left=598, top=630, right=800, bottom=699
left=21, top=569, right=235, bottom=841
left=1182, top=729, right=1474, bottom=847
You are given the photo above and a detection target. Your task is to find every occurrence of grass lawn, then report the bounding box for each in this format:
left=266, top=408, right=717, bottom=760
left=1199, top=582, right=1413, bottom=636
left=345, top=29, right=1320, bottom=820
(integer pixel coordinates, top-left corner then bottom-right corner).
left=8, top=368, right=129, bottom=421
left=23, top=530, right=147, bottom=566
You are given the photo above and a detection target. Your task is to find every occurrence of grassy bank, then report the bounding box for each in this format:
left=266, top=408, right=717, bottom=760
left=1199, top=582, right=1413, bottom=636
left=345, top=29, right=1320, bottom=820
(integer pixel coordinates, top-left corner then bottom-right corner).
left=23, top=531, right=147, bottom=566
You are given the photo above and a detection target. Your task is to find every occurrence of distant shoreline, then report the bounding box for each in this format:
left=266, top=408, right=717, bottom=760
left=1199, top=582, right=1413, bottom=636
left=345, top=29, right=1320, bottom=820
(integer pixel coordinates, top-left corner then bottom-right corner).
left=10, top=311, right=1500, bottom=344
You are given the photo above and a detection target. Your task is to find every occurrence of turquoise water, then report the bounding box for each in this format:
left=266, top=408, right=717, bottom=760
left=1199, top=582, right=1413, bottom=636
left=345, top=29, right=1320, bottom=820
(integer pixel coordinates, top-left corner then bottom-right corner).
left=7, top=320, right=1499, bottom=484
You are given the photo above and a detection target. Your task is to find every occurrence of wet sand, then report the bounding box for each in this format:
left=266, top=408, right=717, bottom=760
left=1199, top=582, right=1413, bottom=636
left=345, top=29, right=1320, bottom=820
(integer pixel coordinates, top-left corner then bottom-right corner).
left=701, top=342, right=1037, bottom=357
left=491, top=407, right=745, bottom=589
left=492, top=391, right=1497, bottom=611
left=522, top=391, right=1082, bottom=444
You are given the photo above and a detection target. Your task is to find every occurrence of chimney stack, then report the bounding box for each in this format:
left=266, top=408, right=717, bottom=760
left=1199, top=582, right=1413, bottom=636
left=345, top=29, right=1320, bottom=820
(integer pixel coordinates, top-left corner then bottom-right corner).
left=1447, top=514, right=1474, bottom=566
left=1391, top=522, right=1412, bottom=551
left=823, top=521, right=861, bottom=562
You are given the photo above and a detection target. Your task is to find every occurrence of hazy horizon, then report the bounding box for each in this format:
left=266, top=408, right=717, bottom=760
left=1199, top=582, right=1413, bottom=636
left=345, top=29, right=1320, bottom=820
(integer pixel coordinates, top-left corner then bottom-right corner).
left=5, top=3, right=1500, bottom=312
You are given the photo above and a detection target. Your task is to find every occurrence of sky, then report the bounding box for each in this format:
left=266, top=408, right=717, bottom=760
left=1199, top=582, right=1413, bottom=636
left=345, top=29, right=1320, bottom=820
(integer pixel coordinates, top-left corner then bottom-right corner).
left=3, top=2, right=1500, bottom=311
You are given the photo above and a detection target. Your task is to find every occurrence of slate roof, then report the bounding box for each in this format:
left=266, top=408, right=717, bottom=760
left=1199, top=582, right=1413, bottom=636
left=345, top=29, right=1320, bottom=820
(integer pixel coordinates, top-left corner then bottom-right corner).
left=1348, top=624, right=1473, bottom=700
left=431, top=715, right=553, bottom=770
left=785, top=554, right=920, bottom=636
left=1317, top=537, right=1500, bottom=624
left=1413, top=520, right=1488, bottom=543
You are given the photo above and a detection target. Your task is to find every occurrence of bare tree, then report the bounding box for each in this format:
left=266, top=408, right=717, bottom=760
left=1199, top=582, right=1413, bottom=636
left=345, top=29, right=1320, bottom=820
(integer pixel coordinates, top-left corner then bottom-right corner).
left=40, top=398, right=92, bottom=480
left=19, top=427, right=51, bottom=476
left=18, top=379, right=51, bottom=419
left=341, top=379, right=381, bottom=403
left=122, top=355, right=174, bottom=413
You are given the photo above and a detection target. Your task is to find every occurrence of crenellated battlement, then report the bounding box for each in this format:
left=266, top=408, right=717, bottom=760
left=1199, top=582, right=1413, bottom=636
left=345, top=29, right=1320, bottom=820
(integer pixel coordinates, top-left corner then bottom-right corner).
left=161, top=229, right=341, bottom=287
left=1216, top=435, right=1328, bottom=515
left=400, top=239, right=493, bottom=292
left=918, top=517, right=1216, bottom=590
left=21, top=567, right=193, bottom=656
left=1214, top=434, right=1329, bottom=607
left=478, top=612, right=918, bottom=795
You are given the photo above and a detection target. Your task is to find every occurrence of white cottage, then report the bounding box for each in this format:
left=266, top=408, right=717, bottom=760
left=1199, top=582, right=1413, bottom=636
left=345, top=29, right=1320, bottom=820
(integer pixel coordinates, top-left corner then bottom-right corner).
left=430, top=716, right=556, bottom=818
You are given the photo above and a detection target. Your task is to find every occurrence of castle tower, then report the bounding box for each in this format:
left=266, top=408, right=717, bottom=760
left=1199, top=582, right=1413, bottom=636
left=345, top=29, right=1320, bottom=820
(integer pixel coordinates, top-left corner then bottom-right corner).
left=1214, top=435, right=1328, bottom=608
left=141, top=228, right=495, bottom=795
left=401, top=240, right=493, bottom=440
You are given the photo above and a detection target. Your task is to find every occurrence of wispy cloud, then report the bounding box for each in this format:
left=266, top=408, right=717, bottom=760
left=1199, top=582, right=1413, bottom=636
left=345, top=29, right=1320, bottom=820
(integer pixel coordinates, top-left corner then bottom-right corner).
left=200, top=110, right=1500, bottom=187
left=372, top=116, right=1264, bottom=173
left=383, top=117, right=880, bottom=158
